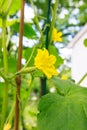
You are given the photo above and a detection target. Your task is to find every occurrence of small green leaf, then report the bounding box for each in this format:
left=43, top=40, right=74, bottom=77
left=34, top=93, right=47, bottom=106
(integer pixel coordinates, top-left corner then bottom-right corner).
left=83, top=39, right=87, bottom=47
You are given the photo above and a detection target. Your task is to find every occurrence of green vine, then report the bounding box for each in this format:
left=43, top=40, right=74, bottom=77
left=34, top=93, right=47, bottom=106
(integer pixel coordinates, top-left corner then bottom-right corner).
left=49, top=0, right=59, bottom=44
left=0, top=16, right=9, bottom=130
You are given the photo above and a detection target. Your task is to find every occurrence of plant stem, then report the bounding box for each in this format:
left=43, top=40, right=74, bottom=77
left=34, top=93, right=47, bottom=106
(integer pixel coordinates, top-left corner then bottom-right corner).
left=49, top=0, right=59, bottom=44
left=14, top=0, right=25, bottom=130
left=0, top=16, right=9, bottom=130
left=23, top=46, right=36, bottom=68
left=2, top=18, right=8, bottom=72
left=45, top=0, right=51, bottom=49
left=6, top=102, right=15, bottom=124
left=40, top=0, right=51, bottom=96
left=0, top=0, right=4, bottom=13
left=0, top=69, right=7, bottom=80
left=77, top=73, right=87, bottom=85
left=40, top=77, right=47, bottom=96
left=5, top=0, right=14, bottom=15
left=5, top=84, right=16, bottom=125
left=29, top=0, right=41, bottom=33
left=21, top=76, right=34, bottom=114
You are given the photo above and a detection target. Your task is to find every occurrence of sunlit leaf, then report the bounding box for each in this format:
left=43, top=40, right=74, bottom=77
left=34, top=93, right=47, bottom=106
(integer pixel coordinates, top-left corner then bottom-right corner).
left=8, top=0, right=21, bottom=15
left=0, top=18, right=20, bottom=28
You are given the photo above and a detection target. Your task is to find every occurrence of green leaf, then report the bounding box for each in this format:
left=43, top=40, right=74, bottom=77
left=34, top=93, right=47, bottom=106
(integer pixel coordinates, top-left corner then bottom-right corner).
left=0, top=0, right=21, bottom=17
left=23, top=48, right=44, bottom=77
left=23, top=47, right=37, bottom=66
left=32, top=69, right=44, bottom=77
left=0, top=55, right=17, bottom=73
left=11, top=22, right=36, bottom=39
left=0, top=18, right=20, bottom=28
left=52, top=77, right=77, bottom=95
left=37, top=77, right=87, bottom=130
left=83, top=39, right=87, bottom=47
left=8, top=0, right=21, bottom=15
left=49, top=45, right=64, bottom=67
left=8, top=56, right=17, bottom=73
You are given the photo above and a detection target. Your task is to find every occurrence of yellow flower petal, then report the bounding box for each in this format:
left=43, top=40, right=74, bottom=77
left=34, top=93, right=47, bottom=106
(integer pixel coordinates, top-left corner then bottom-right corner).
left=57, top=32, right=62, bottom=36
left=52, top=28, right=62, bottom=42
left=52, top=28, right=57, bottom=35
left=61, top=75, right=67, bottom=80
left=49, top=55, right=56, bottom=65
left=34, top=48, right=58, bottom=78
left=42, top=65, right=58, bottom=79
left=4, top=123, right=11, bottom=130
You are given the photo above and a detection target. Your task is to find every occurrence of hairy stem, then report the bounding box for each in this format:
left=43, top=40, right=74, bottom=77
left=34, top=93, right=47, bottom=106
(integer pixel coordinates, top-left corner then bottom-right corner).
left=21, top=77, right=34, bottom=114
left=23, top=46, right=36, bottom=68
left=0, top=16, right=9, bottom=130
left=5, top=0, right=14, bottom=15
left=49, top=0, right=59, bottom=44
left=29, top=0, right=41, bottom=33
left=6, top=102, right=15, bottom=124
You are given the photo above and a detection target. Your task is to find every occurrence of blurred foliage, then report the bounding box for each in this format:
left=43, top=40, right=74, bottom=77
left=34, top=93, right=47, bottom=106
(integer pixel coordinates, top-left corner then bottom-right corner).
left=27, top=0, right=87, bottom=44
left=0, top=0, right=87, bottom=130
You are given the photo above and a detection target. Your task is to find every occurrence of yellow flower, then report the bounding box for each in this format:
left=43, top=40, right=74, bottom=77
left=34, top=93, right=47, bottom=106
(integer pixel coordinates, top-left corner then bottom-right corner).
left=52, top=28, right=62, bottom=42
left=34, top=48, right=58, bottom=79
left=4, top=123, right=11, bottom=130
left=61, top=75, right=67, bottom=80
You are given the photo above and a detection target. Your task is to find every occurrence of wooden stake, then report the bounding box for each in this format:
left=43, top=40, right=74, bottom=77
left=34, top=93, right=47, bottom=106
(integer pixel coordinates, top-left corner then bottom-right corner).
left=14, top=0, right=26, bottom=130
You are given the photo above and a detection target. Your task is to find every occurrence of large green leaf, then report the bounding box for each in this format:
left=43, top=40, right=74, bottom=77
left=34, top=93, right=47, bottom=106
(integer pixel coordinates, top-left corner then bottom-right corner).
left=37, top=77, right=87, bottom=130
